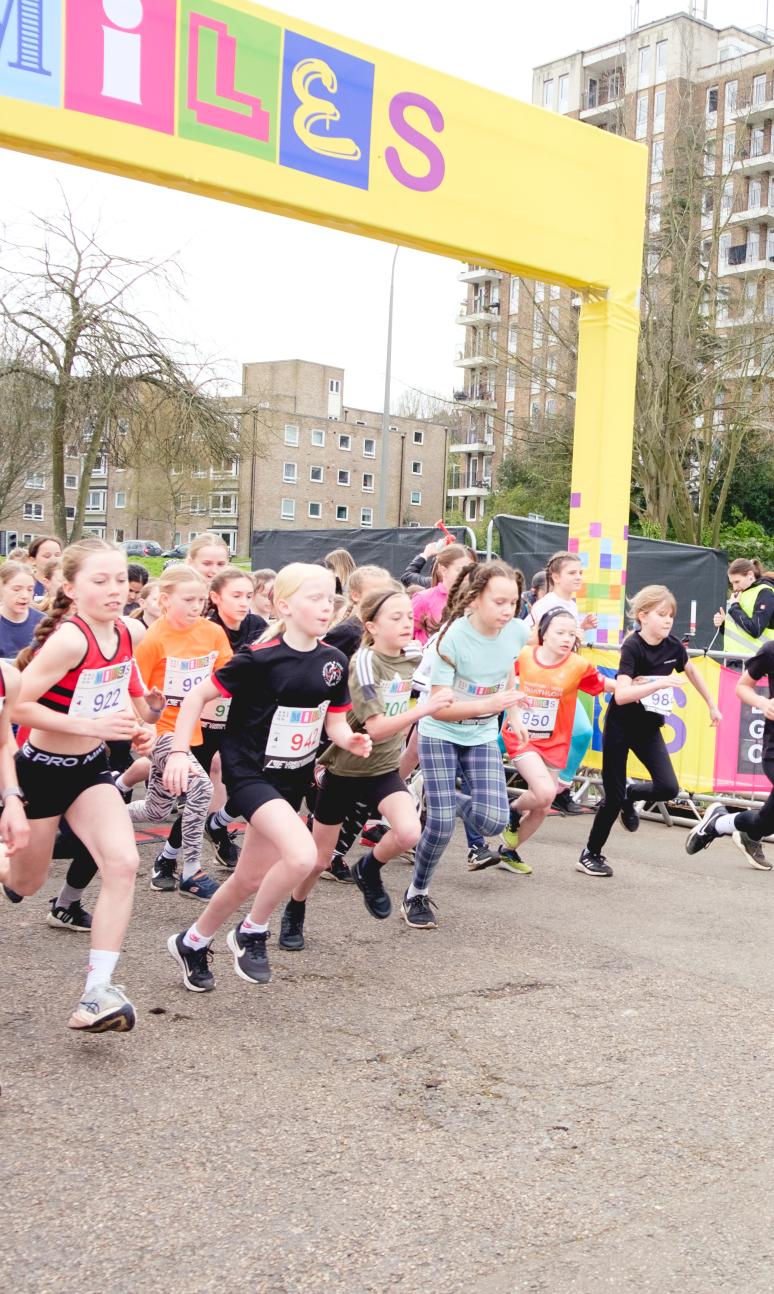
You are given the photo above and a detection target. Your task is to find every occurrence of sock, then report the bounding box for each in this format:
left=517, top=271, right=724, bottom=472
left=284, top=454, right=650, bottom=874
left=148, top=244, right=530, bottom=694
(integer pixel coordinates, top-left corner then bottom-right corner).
left=210, top=808, right=236, bottom=831
left=406, top=882, right=427, bottom=900
left=181, top=856, right=202, bottom=882
left=115, top=774, right=131, bottom=795
left=56, top=882, right=85, bottom=908
left=509, top=805, right=522, bottom=832
left=84, top=949, right=119, bottom=993
left=183, top=922, right=214, bottom=951
left=241, top=914, right=269, bottom=935
left=714, top=813, right=736, bottom=836
left=161, top=842, right=179, bottom=861
left=287, top=896, right=306, bottom=913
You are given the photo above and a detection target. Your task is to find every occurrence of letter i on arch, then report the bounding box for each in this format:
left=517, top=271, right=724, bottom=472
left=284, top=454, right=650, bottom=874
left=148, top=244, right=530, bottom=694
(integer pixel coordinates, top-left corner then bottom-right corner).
left=64, top=0, right=176, bottom=134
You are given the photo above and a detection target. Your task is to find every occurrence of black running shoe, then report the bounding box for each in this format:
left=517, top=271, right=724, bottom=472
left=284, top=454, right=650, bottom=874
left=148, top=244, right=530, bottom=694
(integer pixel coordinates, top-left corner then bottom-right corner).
left=46, top=897, right=92, bottom=931
left=400, top=889, right=438, bottom=929
left=205, top=815, right=239, bottom=870
left=320, top=854, right=354, bottom=883
left=552, top=788, right=583, bottom=816
left=2, top=883, right=23, bottom=904
left=351, top=855, right=392, bottom=919
left=166, top=931, right=215, bottom=992
left=619, top=798, right=640, bottom=833
left=685, top=801, right=726, bottom=855
left=576, top=848, right=613, bottom=877
left=466, top=844, right=500, bottom=871
left=150, top=852, right=178, bottom=892
left=226, top=925, right=271, bottom=983
left=279, top=898, right=306, bottom=951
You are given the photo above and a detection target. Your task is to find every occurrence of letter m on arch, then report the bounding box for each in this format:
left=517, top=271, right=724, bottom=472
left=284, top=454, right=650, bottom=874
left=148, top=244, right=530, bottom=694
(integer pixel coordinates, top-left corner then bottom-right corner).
left=0, top=0, right=51, bottom=77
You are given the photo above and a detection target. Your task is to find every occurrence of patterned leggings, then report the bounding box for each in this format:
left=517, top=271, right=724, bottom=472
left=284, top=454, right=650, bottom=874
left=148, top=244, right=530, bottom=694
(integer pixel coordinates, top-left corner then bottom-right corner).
left=411, top=735, right=509, bottom=892
left=128, top=732, right=213, bottom=875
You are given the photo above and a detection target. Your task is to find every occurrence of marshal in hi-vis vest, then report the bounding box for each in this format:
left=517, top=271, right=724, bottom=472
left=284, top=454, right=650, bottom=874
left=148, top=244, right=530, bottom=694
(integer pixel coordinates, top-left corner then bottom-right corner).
left=722, top=580, right=774, bottom=657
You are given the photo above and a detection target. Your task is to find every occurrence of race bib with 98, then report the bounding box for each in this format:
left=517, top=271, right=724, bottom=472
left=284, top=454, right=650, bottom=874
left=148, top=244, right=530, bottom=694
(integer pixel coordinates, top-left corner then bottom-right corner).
left=69, top=660, right=133, bottom=721
left=265, top=702, right=330, bottom=768
left=201, top=695, right=232, bottom=728
left=163, top=652, right=217, bottom=707
left=642, top=679, right=674, bottom=715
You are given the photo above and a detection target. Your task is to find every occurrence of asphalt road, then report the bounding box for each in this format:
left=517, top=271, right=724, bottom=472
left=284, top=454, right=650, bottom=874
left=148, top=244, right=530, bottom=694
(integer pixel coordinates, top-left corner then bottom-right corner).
left=2, top=809, right=773, bottom=1294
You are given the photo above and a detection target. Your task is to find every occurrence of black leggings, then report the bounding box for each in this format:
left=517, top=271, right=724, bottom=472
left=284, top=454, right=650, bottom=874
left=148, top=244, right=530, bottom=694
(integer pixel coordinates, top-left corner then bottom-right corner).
left=735, top=758, right=774, bottom=840
left=587, top=713, right=679, bottom=855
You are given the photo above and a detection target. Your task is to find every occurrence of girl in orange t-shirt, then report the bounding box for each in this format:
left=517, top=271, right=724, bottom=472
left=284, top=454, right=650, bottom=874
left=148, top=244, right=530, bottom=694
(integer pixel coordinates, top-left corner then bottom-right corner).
left=501, top=608, right=611, bottom=866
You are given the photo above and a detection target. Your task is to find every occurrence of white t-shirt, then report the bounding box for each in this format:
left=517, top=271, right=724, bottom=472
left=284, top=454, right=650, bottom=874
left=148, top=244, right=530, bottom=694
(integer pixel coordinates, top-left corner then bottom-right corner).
left=530, top=592, right=582, bottom=628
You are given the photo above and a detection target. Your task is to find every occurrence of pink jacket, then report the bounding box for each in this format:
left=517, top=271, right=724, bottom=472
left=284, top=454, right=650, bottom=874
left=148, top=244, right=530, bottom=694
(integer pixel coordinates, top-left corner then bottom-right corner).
left=412, top=584, right=448, bottom=645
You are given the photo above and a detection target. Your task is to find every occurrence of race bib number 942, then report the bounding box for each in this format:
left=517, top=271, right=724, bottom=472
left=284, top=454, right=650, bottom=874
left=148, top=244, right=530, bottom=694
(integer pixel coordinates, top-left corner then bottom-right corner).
left=265, top=702, right=329, bottom=767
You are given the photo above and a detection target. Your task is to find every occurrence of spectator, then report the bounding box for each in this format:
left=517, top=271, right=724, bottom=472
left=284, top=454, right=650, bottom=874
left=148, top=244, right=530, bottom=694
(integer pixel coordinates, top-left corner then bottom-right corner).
left=520, top=570, right=547, bottom=620
left=400, top=537, right=447, bottom=589
left=125, top=562, right=150, bottom=614
left=324, top=547, right=356, bottom=595
left=28, top=534, right=63, bottom=598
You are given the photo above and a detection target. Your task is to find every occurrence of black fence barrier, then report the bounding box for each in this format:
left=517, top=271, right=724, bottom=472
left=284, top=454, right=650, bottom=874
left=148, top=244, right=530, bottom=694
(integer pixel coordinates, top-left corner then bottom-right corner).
left=493, top=515, right=729, bottom=647
left=250, top=526, right=473, bottom=581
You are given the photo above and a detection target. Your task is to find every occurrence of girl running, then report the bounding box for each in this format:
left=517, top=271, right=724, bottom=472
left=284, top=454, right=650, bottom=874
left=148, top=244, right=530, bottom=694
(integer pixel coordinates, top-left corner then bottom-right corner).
left=130, top=565, right=231, bottom=898
left=0, top=561, right=43, bottom=659
left=0, top=538, right=157, bottom=1033
left=499, top=609, right=611, bottom=873
left=188, top=533, right=230, bottom=583
left=163, top=563, right=371, bottom=993
left=276, top=585, right=454, bottom=950
left=580, top=585, right=721, bottom=877
left=131, top=579, right=162, bottom=630
left=402, top=560, right=531, bottom=930
left=28, top=535, right=63, bottom=599
left=411, top=544, right=471, bottom=645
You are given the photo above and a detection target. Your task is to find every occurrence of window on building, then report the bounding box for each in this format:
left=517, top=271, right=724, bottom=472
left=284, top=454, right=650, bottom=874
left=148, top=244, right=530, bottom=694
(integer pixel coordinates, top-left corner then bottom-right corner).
left=655, top=39, right=667, bottom=80
left=506, top=368, right=516, bottom=399
left=719, top=232, right=731, bottom=267
left=281, top=498, right=295, bottom=520
left=647, top=250, right=660, bottom=275
left=653, top=89, right=665, bottom=135
left=753, top=73, right=766, bottom=106
left=638, top=45, right=651, bottom=86
left=114, top=528, right=124, bottom=543
left=311, top=427, right=325, bottom=447
left=363, top=437, right=376, bottom=457
left=360, top=508, right=373, bottom=528
left=362, top=472, right=374, bottom=491
left=720, top=180, right=733, bottom=217
left=649, top=186, right=662, bottom=233
left=210, top=493, right=237, bottom=514
left=24, top=472, right=44, bottom=489
left=410, top=490, right=422, bottom=506
left=282, top=462, right=297, bottom=483
left=751, top=126, right=765, bottom=159
left=115, top=491, right=126, bottom=508
left=310, top=465, right=324, bottom=483
left=704, top=139, right=716, bottom=177
left=412, top=429, right=424, bottom=445
left=66, top=444, right=79, bottom=459
left=722, top=129, right=736, bottom=169
left=283, top=425, right=299, bottom=446
left=92, top=454, right=107, bottom=477
left=338, top=433, right=351, bottom=451
left=769, top=175, right=774, bottom=207
left=509, top=277, right=519, bottom=311
left=65, top=506, right=75, bottom=522
left=85, top=490, right=106, bottom=513
left=308, top=501, right=322, bottom=519
left=701, top=188, right=714, bottom=227
left=189, top=496, right=206, bottom=514
left=724, top=80, right=738, bottom=114
left=410, top=461, right=422, bottom=475
left=549, top=305, right=560, bottom=336
left=542, top=78, right=554, bottom=109
left=651, top=139, right=664, bottom=181
left=636, top=93, right=648, bottom=139
left=535, top=283, right=545, bottom=304
left=504, top=410, right=515, bottom=449
left=23, top=502, right=44, bottom=521
left=64, top=473, right=78, bottom=490
left=706, top=86, right=718, bottom=118
left=335, top=504, right=348, bottom=522
left=337, top=469, right=350, bottom=486
left=329, top=379, right=341, bottom=394
left=750, top=177, right=762, bottom=210
left=558, top=73, right=568, bottom=114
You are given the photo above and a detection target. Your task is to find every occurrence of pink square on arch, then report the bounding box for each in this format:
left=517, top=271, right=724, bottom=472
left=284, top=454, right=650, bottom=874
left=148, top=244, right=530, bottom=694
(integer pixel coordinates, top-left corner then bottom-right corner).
left=570, top=492, right=581, bottom=508
left=589, top=522, right=602, bottom=538
left=568, top=537, right=579, bottom=553
left=65, top=0, right=177, bottom=135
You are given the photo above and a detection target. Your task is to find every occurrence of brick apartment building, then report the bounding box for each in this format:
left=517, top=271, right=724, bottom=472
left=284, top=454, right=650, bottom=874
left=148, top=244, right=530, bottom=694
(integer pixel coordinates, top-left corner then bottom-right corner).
left=454, top=11, right=774, bottom=522
left=1, top=360, right=450, bottom=556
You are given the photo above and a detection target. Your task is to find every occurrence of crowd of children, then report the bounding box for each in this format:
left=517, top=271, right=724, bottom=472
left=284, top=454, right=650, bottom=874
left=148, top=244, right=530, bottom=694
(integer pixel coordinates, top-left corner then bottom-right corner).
left=0, top=531, right=768, bottom=1037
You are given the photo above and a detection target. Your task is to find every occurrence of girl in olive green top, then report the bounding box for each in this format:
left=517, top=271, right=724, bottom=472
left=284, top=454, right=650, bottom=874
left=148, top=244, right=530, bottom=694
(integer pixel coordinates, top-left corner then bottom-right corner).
left=277, top=586, right=453, bottom=947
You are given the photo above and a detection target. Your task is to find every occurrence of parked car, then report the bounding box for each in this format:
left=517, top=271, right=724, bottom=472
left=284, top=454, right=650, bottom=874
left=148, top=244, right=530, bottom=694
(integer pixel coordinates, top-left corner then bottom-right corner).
left=121, top=539, right=163, bottom=557
left=160, top=544, right=189, bottom=561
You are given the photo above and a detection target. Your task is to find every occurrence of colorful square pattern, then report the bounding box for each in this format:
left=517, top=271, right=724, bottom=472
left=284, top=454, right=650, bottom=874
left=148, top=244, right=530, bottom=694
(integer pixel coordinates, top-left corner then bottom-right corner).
left=576, top=520, right=629, bottom=645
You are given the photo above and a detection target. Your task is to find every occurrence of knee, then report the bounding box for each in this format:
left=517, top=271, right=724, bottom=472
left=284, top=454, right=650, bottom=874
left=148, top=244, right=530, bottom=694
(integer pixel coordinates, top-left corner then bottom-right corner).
left=536, top=784, right=555, bottom=812
left=472, top=804, right=508, bottom=837
left=659, top=778, right=679, bottom=802
left=287, top=839, right=319, bottom=884
left=392, top=820, right=421, bottom=852
left=424, top=809, right=456, bottom=844
left=100, top=851, right=140, bottom=886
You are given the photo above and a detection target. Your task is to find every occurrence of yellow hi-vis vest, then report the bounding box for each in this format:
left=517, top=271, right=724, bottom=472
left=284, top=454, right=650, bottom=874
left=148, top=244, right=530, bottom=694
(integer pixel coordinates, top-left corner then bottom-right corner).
left=722, top=580, right=774, bottom=657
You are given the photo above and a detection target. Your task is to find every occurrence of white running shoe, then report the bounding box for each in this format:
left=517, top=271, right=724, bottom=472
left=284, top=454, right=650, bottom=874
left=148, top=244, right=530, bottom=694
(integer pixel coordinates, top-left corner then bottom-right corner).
left=67, top=983, right=136, bottom=1033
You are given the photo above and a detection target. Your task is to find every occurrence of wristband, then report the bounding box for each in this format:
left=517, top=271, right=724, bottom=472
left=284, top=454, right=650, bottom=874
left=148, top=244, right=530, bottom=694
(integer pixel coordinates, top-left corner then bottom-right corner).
left=169, top=749, right=188, bottom=756
left=1, top=786, right=24, bottom=804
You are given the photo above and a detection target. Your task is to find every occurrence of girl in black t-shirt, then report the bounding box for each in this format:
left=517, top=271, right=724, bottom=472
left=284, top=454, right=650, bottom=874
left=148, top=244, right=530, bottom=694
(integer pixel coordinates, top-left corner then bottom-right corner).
left=162, top=563, right=372, bottom=994
left=579, top=585, right=721, bottom=878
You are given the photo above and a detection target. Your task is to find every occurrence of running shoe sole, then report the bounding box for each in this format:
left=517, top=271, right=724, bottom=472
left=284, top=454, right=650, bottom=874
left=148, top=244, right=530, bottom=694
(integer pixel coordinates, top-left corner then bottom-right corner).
left=399, top=902, right=437, bottom=930
left=467, top=853, right=501, bottom=872
left=67, top=1003, right=136, bottom=1033
left=46, top=910, right=90, bottom=932
left=166, top=933, right=214, bottom=992
left=731, top=830, right=772, bottom=871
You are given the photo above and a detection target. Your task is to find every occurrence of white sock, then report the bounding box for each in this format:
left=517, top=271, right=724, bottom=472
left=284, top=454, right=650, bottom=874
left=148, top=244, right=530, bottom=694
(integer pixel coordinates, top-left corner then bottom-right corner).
left=211, top=808, right=237, bottom=829
left=84, top=949, right=119, bottom=993
left=115, top=774, right=131, bottom=794
left=56, top=882, right=85, bottom=908
left=183, top=922, right=213, bottom=951
left=181, top=857, right=202, bottom=881
left=161, top=842, right=179, bottom=861
left=241, top=914, right=269, bottom=935
left=714, top=813, right=736, bottom=836
left=406, top=882, right=427, bottom=900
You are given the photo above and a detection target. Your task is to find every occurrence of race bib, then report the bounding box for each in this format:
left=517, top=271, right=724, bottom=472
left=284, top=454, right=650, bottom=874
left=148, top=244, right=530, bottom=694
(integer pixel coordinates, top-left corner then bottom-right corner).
left=265, top=702, right=329, bottom=766
left=642, top=679, right=674, bottom=715
left=521, top=695, right=560, bottom=737
left=382, top=677, right=412, bottom=717
left=69, top=659, right=133, bottom=721
left=163, top=652, right=217, bottom=707
left=201, top=695, right=232, bottom=727
left=453, top=675, right=506, bottom=727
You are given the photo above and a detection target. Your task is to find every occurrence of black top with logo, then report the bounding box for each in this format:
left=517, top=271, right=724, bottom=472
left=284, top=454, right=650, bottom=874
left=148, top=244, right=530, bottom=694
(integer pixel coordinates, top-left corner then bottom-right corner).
left=207, top=609, right=267, bottom=652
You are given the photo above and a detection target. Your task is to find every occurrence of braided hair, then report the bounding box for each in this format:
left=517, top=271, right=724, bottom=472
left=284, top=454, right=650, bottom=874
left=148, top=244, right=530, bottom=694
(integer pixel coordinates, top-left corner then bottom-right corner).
left=15, top=537, right=116, bottom=671
left=435, top=560, right=518, bottom=667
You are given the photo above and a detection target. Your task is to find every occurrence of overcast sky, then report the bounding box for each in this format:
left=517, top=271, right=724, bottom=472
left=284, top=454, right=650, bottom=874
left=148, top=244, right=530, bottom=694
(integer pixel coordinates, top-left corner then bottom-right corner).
left=0, top=0, right=770, bottom=410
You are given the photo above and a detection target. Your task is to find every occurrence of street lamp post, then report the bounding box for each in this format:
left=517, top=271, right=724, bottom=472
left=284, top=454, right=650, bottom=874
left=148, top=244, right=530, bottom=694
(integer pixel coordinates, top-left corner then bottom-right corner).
left=378, top=246, right=399, bottom=528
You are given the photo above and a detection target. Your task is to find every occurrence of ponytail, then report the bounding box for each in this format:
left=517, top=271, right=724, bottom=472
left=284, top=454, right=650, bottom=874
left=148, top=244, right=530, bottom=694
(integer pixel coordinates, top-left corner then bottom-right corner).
left=15, top=586, right=73, bottom=671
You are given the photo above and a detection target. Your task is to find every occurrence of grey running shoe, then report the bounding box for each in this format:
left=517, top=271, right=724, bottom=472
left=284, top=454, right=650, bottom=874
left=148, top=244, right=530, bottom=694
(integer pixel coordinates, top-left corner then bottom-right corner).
left=466, top=844, right=500, bottom=872
left=685, top=802, right=726, bottom=856
left=732, top=830, right=772, bottom=871
left=226, top=925, right=271, bottom=983
left=400, top=890, right=438, bottom=929
left=67, top=984, right=136, bottom=1033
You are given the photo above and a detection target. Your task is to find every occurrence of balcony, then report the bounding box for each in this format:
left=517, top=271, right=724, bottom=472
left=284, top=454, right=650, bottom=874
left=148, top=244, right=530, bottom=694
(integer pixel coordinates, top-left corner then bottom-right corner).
left=719, top=247, right=774, bottom=276
left=454, top=348, right=497, bottom=369
left=450, top=436, right=496, bottom=454
left=580, top=79, right=624, bottom=124
left=730, top=202, right=774, bottom=227
left=448, top=478, right=492, bottom=498
left=731, top=83, right=774, bottom=125
left=465, top=387, right=497, bottom=410
left=458, top=266, right=503, bottom=284
left=455, top=299, right=501, bottom=327
left=582, top=39, right=625, bottom=71
left=732, top=145, right=774, bottom=176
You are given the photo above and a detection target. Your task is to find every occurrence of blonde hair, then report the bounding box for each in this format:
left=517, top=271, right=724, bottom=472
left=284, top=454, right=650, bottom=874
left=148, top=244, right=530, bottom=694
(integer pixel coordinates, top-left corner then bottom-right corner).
left=324, top=547, right=356, bottom=592
left=189, top=533, right=229, bottom=562
left=628, top=584, right=677, bottom=626
left=17, top=538, right=119, bottom=669
left=430, top=543, right=470, bottom=587
left=7, top=547, right=28, bottom=562
left=257, top=562, right=336, bottom=642
left=130, top=578, right=160, bottom=619
left=158, top=564, right=207, bottom=598
left=0, top=561, right=33, bottom=588
left=340, top=564, right=393, bottom=622
left=251, top=567, right=277, bottom=591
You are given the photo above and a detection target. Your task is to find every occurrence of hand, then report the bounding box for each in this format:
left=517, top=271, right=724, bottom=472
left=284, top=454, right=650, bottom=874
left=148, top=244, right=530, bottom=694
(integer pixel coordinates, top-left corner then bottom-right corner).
left=0, top=796, right=29, bottom=856
left=162, top=751, right=190, bottom=796
left=510, top=721, right=529, bottom=745
left=422, top=539, right=445, bottom=559
left=762, top=699, right=774, bottom=721
left=495, top=688, right=523, bottom=713
left=581, top=613, right=598, bottom=630
left=146, top=686, right=166, bottom=713
left=346, top=732, right=373, bottom=759
left=511, top=694, right=533, bottom=710
left=730, top=592, right=739, bottom=603
left=713, top=608, right=726, bottom=627
left=708, top=705, right=722, bottom=727
left=424, top=687, right=455, bottom=715
left=132, top=724, right=157, bottom=756
left=92, top=710, right=140, bottom=743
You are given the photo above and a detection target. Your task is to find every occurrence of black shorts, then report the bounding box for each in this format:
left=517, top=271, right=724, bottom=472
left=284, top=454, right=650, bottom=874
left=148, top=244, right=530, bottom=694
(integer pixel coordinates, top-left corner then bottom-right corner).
left=314, top=768, right=407, bottom=826
left=16, top=741, right=118, bottom=820
left=225, top=772, right=312, bottom=823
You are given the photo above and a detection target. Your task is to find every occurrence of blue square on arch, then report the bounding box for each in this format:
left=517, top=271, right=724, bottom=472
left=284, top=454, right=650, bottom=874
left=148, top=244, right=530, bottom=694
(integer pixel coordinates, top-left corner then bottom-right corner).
left=280, top=32, right=374, bottom=190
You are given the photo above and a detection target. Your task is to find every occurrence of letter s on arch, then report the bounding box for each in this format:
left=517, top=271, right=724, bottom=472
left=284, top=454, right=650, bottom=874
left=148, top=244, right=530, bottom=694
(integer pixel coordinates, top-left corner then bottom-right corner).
left=385, top=92, right=445, bottom=193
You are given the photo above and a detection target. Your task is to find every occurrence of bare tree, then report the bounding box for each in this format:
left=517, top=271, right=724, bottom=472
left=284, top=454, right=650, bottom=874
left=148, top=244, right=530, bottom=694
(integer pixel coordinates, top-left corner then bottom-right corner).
left=0, top=354, right=50, bottom=526
left=0, top=202, right=242, bottom=541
